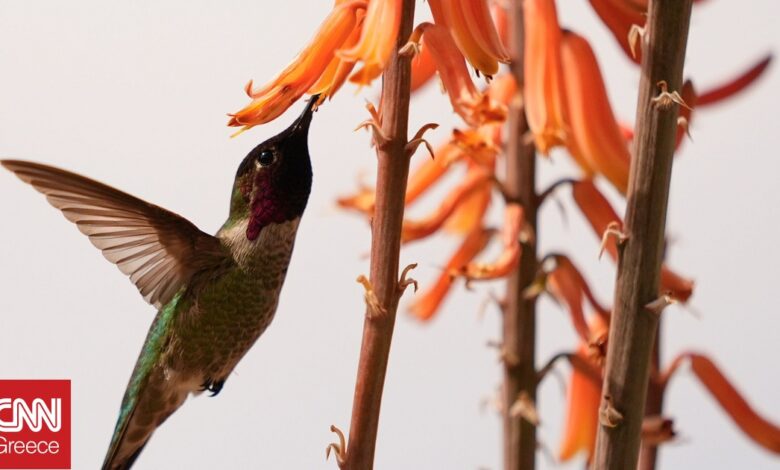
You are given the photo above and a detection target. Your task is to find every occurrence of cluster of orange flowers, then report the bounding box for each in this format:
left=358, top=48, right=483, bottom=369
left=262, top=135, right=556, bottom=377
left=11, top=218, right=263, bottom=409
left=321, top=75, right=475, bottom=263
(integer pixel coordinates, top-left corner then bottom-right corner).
left=230, top=0, right=776, bottom=465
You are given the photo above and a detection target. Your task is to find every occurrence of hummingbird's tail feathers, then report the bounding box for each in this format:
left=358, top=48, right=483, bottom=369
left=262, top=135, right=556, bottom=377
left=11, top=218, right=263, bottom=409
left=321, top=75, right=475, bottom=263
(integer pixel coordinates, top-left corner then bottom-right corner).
left=102, top=364, right=191, bottom=470
left=0, top=159, right=228, bottom=310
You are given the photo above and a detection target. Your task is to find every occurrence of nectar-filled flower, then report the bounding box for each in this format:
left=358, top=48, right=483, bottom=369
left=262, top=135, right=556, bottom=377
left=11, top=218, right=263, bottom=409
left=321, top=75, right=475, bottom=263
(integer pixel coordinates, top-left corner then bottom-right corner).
left=308, top=10, right=366, bottom=100
left=410, top=40, right=438, bottom=92
left=338, top=0, right=402, bottom=85
left=524, top=0, right=569, bottom=154
left=407, top=23, right=505, bottom=127
left=401, top=169, right=491, bottom=244
left=458, top=204, right=524, bottom=281
left=428, top=0, right=510, bottom=77
left=228, top=1, right=365, bottom=132
left=561, top=31, right=630, bottom=194
left=409, top=227, right=492, bottom=321
left=559, top=315, right=608, bottom=462
left=547, top=255, right=609, bottom=343
left=663, top=353, right=780, bottom=454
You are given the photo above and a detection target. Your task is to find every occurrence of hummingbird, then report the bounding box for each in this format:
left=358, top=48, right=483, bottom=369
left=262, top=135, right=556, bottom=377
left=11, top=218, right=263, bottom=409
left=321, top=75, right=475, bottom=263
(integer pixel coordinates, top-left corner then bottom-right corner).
left=1, top=96, right=319, bottom=469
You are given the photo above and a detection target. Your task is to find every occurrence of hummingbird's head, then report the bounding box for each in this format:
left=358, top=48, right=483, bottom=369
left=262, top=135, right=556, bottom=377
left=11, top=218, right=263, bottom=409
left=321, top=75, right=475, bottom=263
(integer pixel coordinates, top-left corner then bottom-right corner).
left=229, top=96, right=318, bottom=241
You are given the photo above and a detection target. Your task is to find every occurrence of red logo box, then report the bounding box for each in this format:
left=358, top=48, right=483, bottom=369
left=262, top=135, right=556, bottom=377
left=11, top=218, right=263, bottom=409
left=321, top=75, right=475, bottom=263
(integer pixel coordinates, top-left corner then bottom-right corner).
left=0, top=380, right=70, bottom=469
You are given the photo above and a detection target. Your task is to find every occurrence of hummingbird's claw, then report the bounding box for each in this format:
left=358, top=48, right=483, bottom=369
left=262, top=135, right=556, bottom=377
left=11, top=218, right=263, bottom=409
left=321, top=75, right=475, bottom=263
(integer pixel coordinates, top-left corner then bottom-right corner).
left=645, top=293, right=677, bottom=316
left=652, top=80, right=692, bottom=111
left=357, top=274, right=387, bottom=319
left=325, top=424, right=347, bottom=468
left=405, top=123, right=439, bottom=159
left=354, top=101, right=389, bottom=149
left=600, top=221, right=628, bottom=259
left=398, top=263, right=419, bottom=296
left=201, top=378, right=225, bottom=397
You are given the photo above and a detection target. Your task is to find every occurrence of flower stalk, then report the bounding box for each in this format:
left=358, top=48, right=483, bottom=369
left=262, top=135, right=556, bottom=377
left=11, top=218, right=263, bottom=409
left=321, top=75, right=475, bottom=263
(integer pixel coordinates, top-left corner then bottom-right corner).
left=502, top=1, right=538, bottom=469
left=340, top=1, right=417, bottom=468
left=592, top=1, right=694, bottom=469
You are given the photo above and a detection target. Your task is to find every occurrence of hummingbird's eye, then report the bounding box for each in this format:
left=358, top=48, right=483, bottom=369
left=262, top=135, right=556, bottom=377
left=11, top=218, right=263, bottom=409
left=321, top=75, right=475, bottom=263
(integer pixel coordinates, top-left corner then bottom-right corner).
left=257, top=150, right=276, bottom=167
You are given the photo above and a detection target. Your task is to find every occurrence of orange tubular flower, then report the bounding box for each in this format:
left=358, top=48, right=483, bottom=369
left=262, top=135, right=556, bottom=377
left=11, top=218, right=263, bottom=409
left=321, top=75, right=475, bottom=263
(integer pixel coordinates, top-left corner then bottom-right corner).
left=401, top=169, right=491, bottom=244
left=524, top=0, right=569, bottom=154
left=229, top=1, right=365, bottom=131
left=664, top=353, right=780, bottom=453
left=337, top=142, right=466, bottom=216
left=429, top=0, right=510, bottom=78
left=410, top=41, right=438, bottom=93
left=410, top=227, right=492, bottom=321
left=561, top=31, right=631, bottom=194
left=446, top=124, right=501, bottom=234
left=572, top=180, right=694, bottom=302
left=407, top=143, right=464, bottom=204
left=338, top=0, right=402, bottom=85
left=698, top=54, right=773, bottom=107
left=309, top=11, right=366, bottom=100
left=409, top=23, right=503, bottom=127
left=547, top=255, right=610, bottom=343
left=458, top=204, right=523, bottom=281
left=487, top=73, right=517, bottom=106
left=559, top=315, right=608, bottom=462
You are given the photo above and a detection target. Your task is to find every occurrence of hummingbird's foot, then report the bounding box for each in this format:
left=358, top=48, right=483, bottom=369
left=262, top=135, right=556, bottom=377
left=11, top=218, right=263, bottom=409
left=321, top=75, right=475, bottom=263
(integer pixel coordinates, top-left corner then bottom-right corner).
left=398, top=263, right=419, bottom=296
left=405, top=123, right=439, bottom=159
left=356, top=274, right=386, bottom=319
left=325, top=424, right=347, bottom=468
left=354, top=101, right=389, bottom=149
left=600, top=221, right=628, bottom=259
left=201, top=378, right=225, bottom=397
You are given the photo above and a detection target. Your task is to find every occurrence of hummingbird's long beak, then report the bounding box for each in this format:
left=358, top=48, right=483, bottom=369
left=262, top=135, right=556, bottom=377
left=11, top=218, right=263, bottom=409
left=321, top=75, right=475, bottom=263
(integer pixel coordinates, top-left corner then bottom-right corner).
left=289, top=94, right=320, bottom=135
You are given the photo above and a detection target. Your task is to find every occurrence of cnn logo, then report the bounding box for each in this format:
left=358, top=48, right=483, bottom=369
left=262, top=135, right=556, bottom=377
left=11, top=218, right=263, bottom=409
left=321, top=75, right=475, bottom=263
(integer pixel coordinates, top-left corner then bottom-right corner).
left=0, top=380, right=70, bottom=469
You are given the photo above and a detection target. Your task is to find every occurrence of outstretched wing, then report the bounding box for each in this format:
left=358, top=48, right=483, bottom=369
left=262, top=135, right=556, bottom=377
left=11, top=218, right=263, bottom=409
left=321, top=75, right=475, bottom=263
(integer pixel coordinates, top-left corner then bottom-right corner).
left=2, top=160, right=227, bottom=309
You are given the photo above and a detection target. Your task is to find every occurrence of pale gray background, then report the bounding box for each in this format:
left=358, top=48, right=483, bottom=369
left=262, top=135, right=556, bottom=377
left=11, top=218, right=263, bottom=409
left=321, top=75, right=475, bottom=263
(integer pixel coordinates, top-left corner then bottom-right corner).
left=0, top=1, right=778, bottom=469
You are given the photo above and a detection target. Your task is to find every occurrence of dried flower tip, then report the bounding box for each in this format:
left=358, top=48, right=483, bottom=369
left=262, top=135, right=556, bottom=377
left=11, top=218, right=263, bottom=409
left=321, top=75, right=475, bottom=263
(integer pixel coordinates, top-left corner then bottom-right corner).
left=653, top=80, right=692, bottom=110
left=398, top=263, right=419, bottom=294
left=325, top=424, right=347, bottom=466
left=645, top=293, right=677, bottom=315
left=599, top=221, right=628, bottom=259
left=357, top=274, right=386, bottom=318
left=628, top=24, right=645, bottom=59
left=509, top=392, right=541, bottom=426
left=599, top=396, right=624, bottom=428
left=641, top=416, right=677, bottom=446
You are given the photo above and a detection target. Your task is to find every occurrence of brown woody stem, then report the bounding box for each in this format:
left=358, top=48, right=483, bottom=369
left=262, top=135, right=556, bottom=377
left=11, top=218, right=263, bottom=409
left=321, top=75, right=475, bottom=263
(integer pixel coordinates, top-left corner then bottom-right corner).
left=592, top=1, right=693, bottom=469
left=639, top=333, right=665, bottom=470
left=341, top=1, right=416, bottom=469
left=503, top=1, right=538, bottom=469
